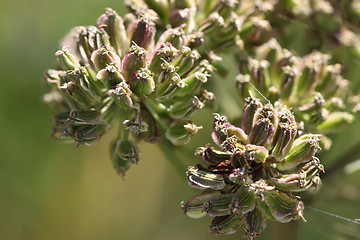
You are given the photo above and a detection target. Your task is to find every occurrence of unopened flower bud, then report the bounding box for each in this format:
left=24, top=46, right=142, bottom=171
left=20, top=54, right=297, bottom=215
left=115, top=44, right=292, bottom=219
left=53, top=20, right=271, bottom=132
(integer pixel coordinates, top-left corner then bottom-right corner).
left=96, top=64, right=126, bottom=88
left=271, top=122, right=297, bottom=161
left=107, top=82, right=140, bottom=109
left=178, top=72, right=208, bottom=97
left=149, top=42, right=179, bottom=75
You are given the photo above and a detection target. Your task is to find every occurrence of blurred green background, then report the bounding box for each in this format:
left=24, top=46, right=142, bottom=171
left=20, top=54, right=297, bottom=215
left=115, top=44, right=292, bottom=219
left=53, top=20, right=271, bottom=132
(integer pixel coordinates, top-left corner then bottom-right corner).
left=0, top=0, right=359, bottom=239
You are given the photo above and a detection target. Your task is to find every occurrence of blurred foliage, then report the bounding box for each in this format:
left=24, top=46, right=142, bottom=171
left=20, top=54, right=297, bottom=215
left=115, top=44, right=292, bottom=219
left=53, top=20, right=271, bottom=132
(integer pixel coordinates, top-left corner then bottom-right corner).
left=0, top=0, right=360, bottom=239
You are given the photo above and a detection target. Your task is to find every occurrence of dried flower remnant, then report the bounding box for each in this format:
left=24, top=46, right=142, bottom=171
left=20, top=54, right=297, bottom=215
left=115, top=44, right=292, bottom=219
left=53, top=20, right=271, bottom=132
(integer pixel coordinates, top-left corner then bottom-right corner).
left=44, top=8, right=215, bottom=176
left=181, top=99, right=324, bottom=239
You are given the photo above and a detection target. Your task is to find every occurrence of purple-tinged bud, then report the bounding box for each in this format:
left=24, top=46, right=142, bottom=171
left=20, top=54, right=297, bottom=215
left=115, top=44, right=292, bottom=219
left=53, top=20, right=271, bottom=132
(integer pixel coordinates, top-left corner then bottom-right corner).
left=91, top=46, right=121, bottom=71
left=281, top=134, right=321, bottom=169
left=209, top=214, right=244, bottom=235
left=172, top=46, right=200, bottom=76
left=195, top=146, right=231, bottom=166
left=169, top=96, right=204, bottom=119
left=317, top=112, right=354, bottom=133
left=298, top=92, right=325, bottom=113
left=74, top=123, right=109, bottom=147
left=186, top=166, right=226, bottom=190
left=204, top=193, right=235, bottom=217
left=243, top=205, right=267, bottom=240
left=248, top=58, right=270, bottom=93
left=165, top=122, right=202, bottom=145
left=264, top=191, right=305, bottom=223
left=129, top=15, right=156, bottom=51
left=129, top=68, right=155, bottom=96
left=249, top=118, right=275, bottom=146
left=107, top=82, right=140, bottom=109
left=254, top=103, right=279, bottom=129
left=68, top=110, right=103, bottom=126
left=181, top=191, right=221, bottom=219
left=245, top=144, right=269, bottom=163
left=226, top=125, right=248, bottom=145
left=110, top=139, right=140, bottom=178
left=55, top=49, right=81, bottom=71
left=97, top=8, right=128, bottom=56
left=236, top=74, right=251, bottom=100
left=121, top=43, right=148, bottom=80
left=241, top=97, right=263, bottom=134
left=271, top=122, right=297, bottom=161
left=96, top=64, right=126, bottom=88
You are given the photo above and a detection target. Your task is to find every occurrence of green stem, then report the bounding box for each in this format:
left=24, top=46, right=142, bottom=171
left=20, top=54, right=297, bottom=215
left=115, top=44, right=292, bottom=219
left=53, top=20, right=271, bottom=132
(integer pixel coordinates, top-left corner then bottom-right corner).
left=158, top=140, right=187, bottom=180
left=142, top=96, right=169, bottom=129
left=322, top=140, right=360, bottom=181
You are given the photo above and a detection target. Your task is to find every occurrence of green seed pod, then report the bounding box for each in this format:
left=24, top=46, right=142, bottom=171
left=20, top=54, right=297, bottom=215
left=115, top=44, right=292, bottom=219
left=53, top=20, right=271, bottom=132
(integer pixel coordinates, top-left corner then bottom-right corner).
left=243, top=204, right=267, bottom=240
left=149, top=42, right=179, bottom=76
left=110, top=139, right=140, bottom=177
left=68, top=110, right=103, bottom=126
left=186, top=166, right=226, bottom=190
left=107, top=82, right=140, bottom=109
left=96, top=65, right=126, bottom=88
left=97, top=8, right=128, bottom=56
left=226, top=125, right=248, bottom=145
left=281, top=134, right=320, bottom=169
left=91, top=46, right=121, bottom=71
left=248, top=58, right=270, bottom=94
left=230, top=184, right=256, bottom=214
left=181, top=191, right=221, bottom=219
left=196, top=146, right=231, bottom=166
left=74, top=123, right=109, bottom=147
left=296, top=60, right=320, bottom=95
left=169, top=96, right=204, bottom=119
left=129, top=68, right=155, bottom=96
left=204, top=193, right=236, bottom=217
left=165, top=122, right=202, bottom=145
left=230, top=148, right=250, bottom=169
left=172, top=46, right=200, bottom=76
left=317, top=112, right=354, bottom=133
left=271, top=122, right=297, bottom=161
left=177, top=71, right=208, bottom=97
left=281, top=66, right=297, bottom=101
left=55, top=49, right=81, bottom=71
left=209, top=213, right=244, bottom=235
left=264, top=191, right=305, bottom=223
left=245, top=144, right=269, bottom=163
left=156, top=27, right=187, bottom=49
left=156, top=73, right=186, bottom=101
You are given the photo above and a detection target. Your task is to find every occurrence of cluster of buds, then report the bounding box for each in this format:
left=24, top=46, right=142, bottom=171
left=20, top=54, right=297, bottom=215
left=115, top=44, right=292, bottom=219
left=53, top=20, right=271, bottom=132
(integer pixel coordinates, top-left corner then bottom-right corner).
left=236, top=39, right=354, bottom=141
left=126, top=0, right=276, bottom=53
left=181, top=99, right=324, bottom=239
left=43, top=8, right=216, bottom=176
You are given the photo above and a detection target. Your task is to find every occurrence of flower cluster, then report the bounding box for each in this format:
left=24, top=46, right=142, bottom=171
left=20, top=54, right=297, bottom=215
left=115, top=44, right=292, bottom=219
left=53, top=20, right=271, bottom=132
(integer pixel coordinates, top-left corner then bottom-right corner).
left=43, top=8, right=215, bottom=176
left=182, top=98, right=324, bottom=239
left=236, top=39, right=354, bottom=142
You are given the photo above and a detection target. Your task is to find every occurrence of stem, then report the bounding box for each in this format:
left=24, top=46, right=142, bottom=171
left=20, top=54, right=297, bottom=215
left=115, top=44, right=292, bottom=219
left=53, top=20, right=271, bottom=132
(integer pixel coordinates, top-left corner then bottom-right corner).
left=322, top=140, right=360, bottom=181
left=142, top=96, right=169, bottom=129
left=158, top=140, right=187, bottom=180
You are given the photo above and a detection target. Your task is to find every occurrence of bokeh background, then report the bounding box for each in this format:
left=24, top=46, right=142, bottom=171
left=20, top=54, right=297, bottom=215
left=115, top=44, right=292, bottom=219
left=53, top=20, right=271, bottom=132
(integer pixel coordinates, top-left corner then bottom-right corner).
left=1, top=0, right=360, bottom=239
